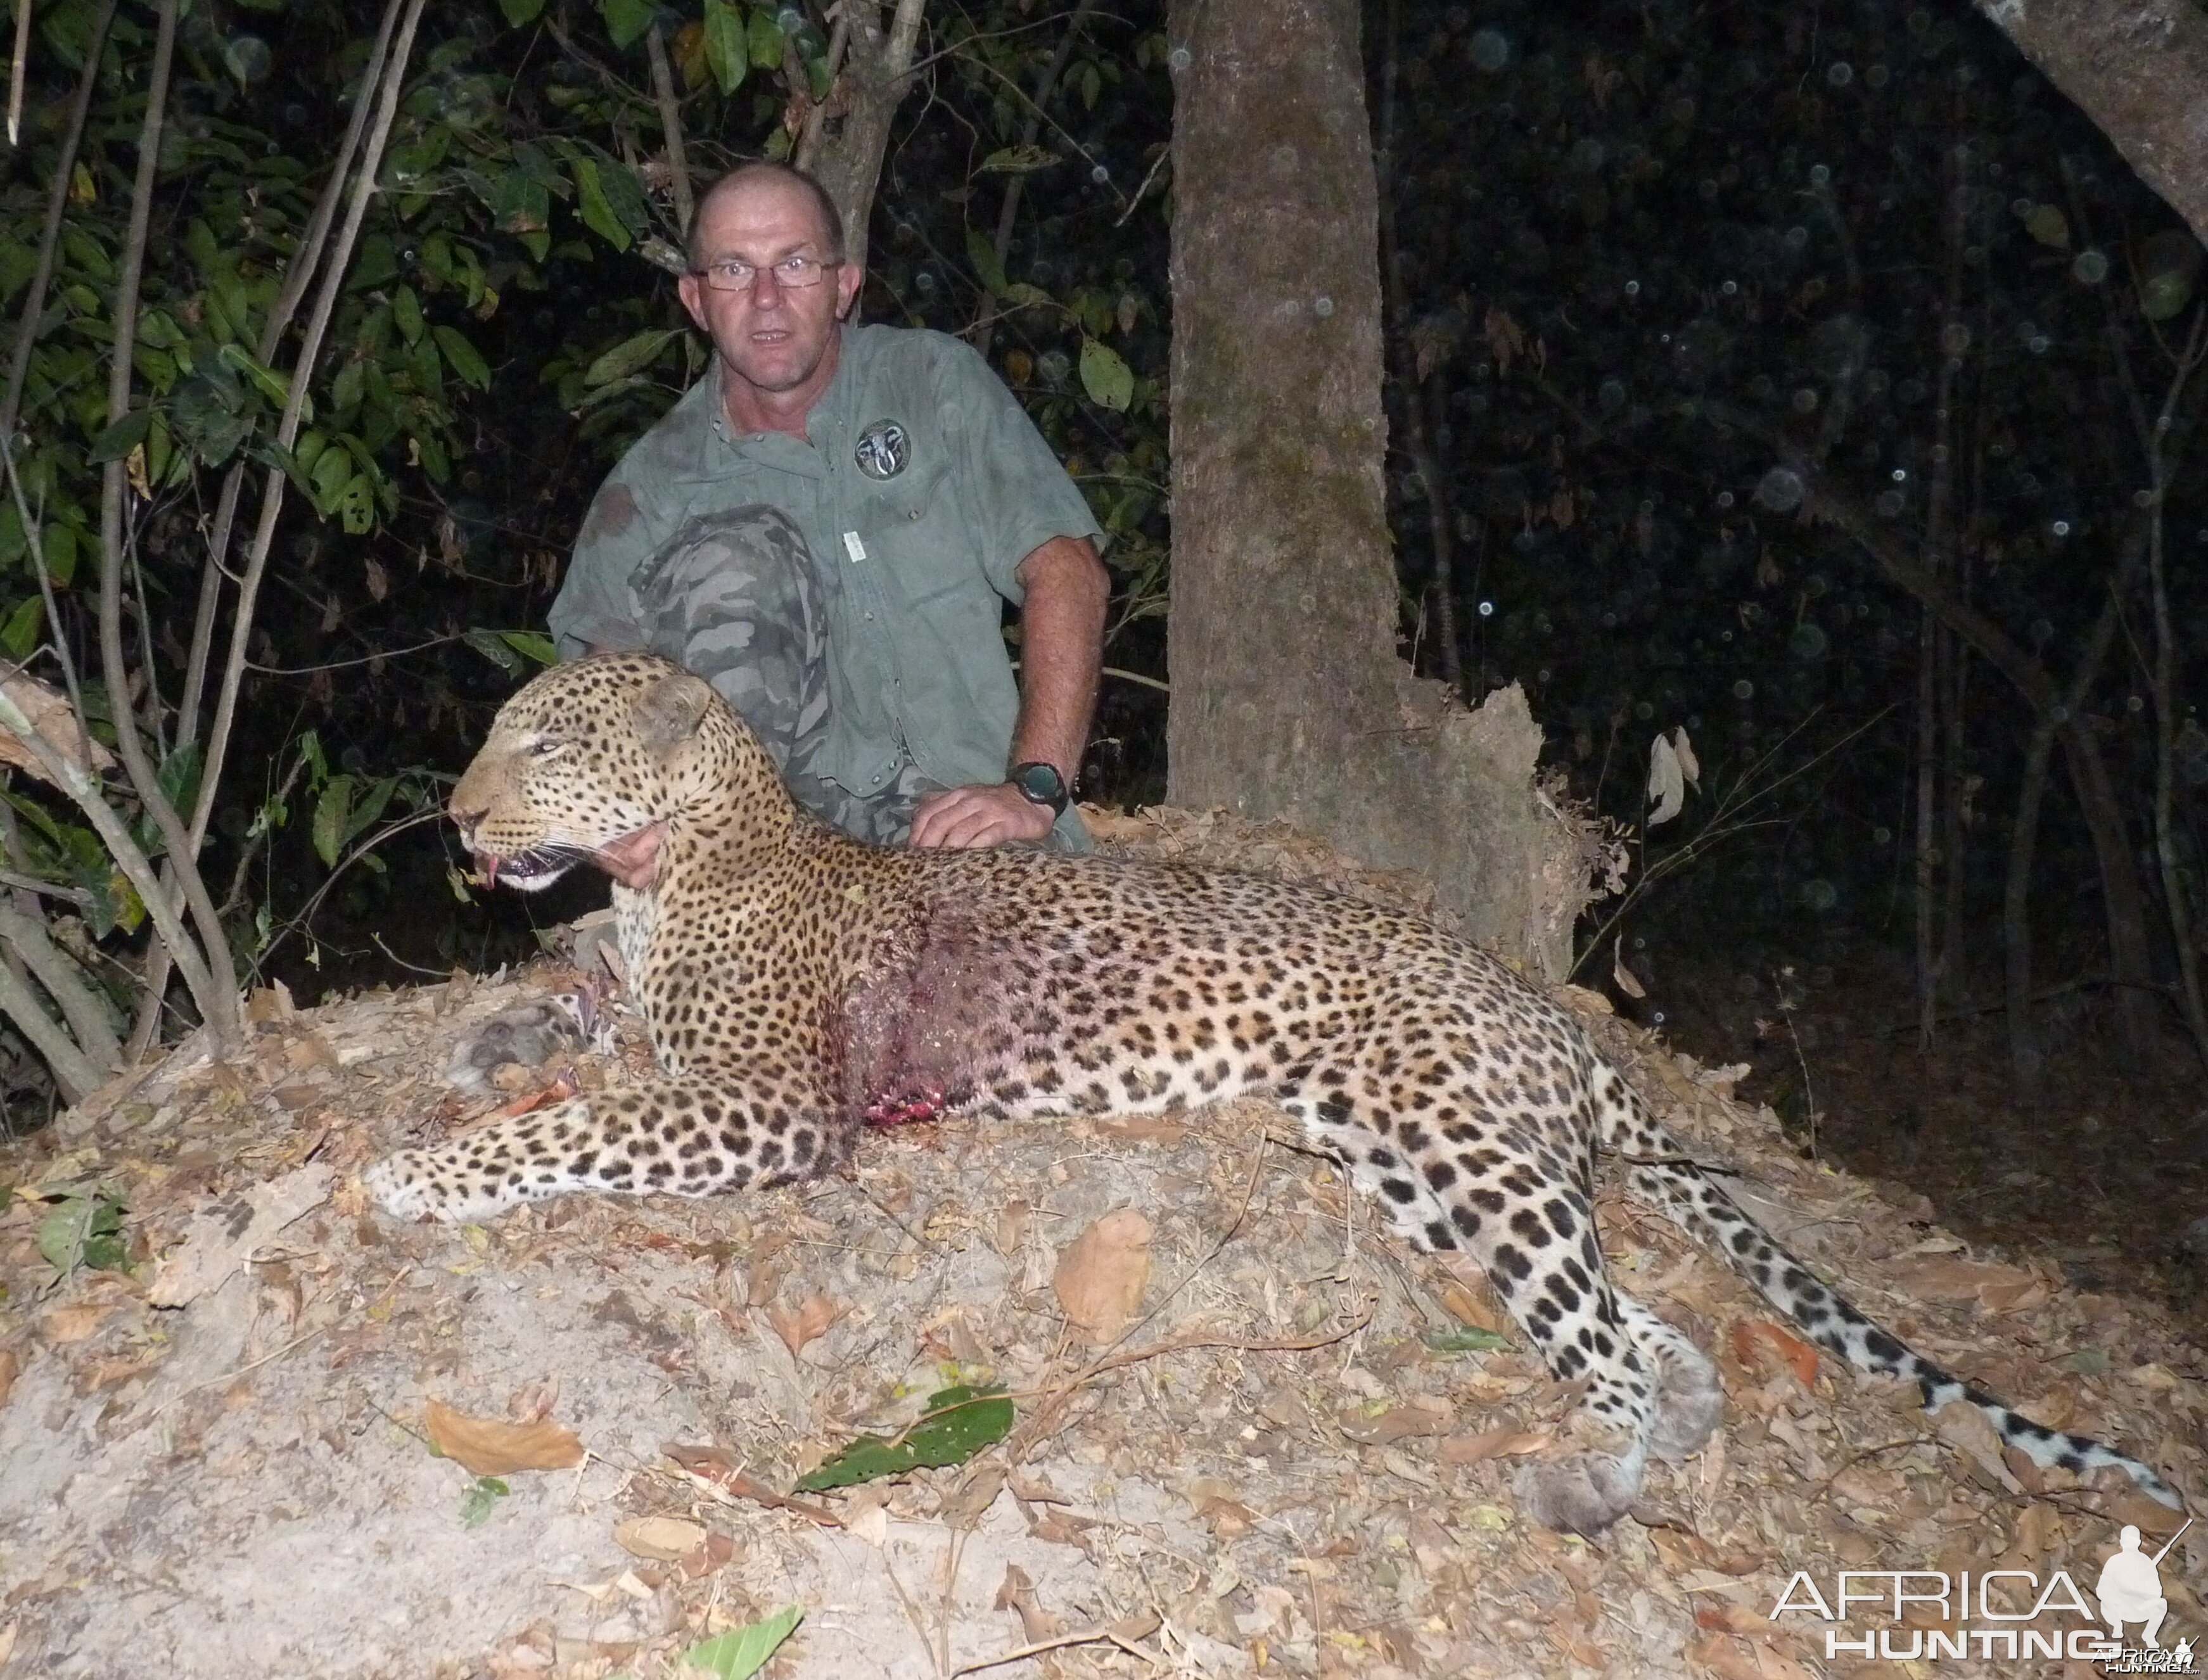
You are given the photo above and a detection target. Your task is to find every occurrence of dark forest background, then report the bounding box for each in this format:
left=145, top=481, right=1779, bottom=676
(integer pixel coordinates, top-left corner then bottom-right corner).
left=3, top=0, right=2203, bottom=1289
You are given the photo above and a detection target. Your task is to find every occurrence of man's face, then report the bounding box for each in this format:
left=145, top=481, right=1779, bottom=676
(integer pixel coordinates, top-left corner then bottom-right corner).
left=677, top=177, right=863, bottom=401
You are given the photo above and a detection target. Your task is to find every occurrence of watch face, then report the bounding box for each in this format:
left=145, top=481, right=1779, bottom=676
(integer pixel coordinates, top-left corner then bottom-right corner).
left=1012, top=762, right=1066, bottom=810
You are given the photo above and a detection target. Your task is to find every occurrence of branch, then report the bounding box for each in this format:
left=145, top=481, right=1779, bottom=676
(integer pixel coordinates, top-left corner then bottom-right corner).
left=96, top=0, right=241, bottom=1045
left=0, top=902, right=122, bottom=1074
left=644, top=24, right=695, bottom=236
left=190, top=0, right=430, bottom=930
left=0, top=947, right=106, bottom=1104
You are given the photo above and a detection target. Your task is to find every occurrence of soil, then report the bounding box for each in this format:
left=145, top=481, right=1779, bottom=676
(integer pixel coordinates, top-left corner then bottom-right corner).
left=1645, top=929, right=2208, bottom=1338
left=0, top=811, right=2202, bottom=1680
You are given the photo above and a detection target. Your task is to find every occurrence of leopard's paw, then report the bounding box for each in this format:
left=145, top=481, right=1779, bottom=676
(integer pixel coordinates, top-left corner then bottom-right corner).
left=1514, top=1438, right=1647, bottom=1534
left=362, top=1151, right=518, bottom=1224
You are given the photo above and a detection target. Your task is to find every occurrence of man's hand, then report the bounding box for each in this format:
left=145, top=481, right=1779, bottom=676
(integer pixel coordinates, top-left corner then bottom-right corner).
left=909, top=782, right=1057, bottom=849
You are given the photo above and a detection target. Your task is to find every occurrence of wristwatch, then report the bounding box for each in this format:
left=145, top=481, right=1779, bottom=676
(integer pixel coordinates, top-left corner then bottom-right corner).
left=1008, top=761, right=1070, bottom=817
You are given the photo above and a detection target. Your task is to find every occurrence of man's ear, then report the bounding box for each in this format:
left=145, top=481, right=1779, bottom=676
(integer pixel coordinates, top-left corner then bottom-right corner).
left=634, top=671, right=716, bottom=760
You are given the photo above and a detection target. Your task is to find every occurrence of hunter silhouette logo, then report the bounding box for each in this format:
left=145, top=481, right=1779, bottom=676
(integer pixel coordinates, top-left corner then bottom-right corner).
left=2095, top=1518, right=2195, bottom=1673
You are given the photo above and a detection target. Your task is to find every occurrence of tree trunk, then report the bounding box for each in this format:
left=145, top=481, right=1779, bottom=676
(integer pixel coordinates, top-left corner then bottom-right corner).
left=795, top=0, right=927, bottom=281
left=1164, top=0, right=1589, bottom=975
left=1972, top=0, right=2208, bottom=251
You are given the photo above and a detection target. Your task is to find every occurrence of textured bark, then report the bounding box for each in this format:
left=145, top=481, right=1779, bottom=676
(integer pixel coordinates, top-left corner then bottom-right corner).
left=1975, top=0, right=2208, bottom=250
left=795, top=0, right=926, bottom=280
left=1163, top=0, right=1588, bottom=974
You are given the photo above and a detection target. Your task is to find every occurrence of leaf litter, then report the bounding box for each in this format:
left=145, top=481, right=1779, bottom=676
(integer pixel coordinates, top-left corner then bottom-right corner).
left=0, top=806, right=2200, bottom=1677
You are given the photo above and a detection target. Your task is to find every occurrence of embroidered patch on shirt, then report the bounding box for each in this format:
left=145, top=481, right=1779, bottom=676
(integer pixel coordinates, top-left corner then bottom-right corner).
left=854, top=419, right=912, bottom=480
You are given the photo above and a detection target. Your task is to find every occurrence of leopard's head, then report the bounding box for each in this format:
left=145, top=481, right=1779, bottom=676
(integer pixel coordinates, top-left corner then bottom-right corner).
left=449, top=651, right=786, bottom=891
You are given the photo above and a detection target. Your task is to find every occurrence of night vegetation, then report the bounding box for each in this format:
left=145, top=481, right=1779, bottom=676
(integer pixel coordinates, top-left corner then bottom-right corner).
left=1, top=0, right=2200, bottom=1273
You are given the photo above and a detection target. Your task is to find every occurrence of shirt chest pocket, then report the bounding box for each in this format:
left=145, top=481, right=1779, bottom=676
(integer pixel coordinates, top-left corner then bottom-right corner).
left=855, top=461, right=986, bottom=608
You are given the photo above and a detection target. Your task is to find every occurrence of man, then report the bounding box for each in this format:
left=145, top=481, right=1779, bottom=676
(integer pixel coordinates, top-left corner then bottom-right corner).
left=547, top=162, right=1108, bottom=851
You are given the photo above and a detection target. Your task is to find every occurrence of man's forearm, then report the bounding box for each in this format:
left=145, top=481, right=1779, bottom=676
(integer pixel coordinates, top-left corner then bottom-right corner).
left=1009, top=534, right=1108, bottom=782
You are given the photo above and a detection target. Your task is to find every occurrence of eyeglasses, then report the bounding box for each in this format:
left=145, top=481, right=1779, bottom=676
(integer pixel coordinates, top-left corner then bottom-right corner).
left=692, top=253, right=840, bottom=293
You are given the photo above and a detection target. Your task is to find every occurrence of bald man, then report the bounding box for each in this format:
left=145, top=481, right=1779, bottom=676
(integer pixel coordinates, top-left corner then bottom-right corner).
left=548, top=162, right=1107, bottom=851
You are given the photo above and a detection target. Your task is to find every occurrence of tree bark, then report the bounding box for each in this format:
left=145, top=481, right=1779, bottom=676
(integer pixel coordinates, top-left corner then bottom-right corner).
left=1972, top=0, right=2208, bottom=251
left=1164, top=0, right=1589, bottom=974
left=795, top=0, right=927, bottom=281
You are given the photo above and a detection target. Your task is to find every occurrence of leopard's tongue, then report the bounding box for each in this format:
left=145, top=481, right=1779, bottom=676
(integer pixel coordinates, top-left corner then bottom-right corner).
left=483, top=855, right=499, bottom=889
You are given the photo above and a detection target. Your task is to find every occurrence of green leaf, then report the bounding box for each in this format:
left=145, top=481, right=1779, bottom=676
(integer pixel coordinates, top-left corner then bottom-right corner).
left=426, top=320, right=488, bottom=390
left=500, top=630, right=558, bottom=666
left=679, top=1607, right=803, bottom=1680
left=37, top=1193, right=127, bottom=1276
left=0, top=596, right=45, bottom=662
left=335, top=474, right=376, bottom=535
left=498, top=0, right=546, bottom=23
left=978, top=144, right=1057, bottom=175
left=796, top=1385, right=1014, bottom=1491
left=492, top=170, right=553, bottom=238
left=310, top=445, right=352, bottom=512
left=392, top=284, right=425, bottom=345
left=312, top=774, right=355, bottom=868
left=156, top=741, right=203, bottom=824
left=217, top=343, right=298, bottom=414
left=1426, top=1326, right=1510, bottom=1354
left=41, top=523, right=78, bottom=586
left=746, top=4, right=784, bottom=68
left=459, top=1475, right=511, bottom=1528
left=583, top=328, right=679, bottom=387
left=344, top=776, right=399, bottom=850
left=703, top=0, right=747, bottom=94
left=999, top=283, right=1056, bottom=312
left=966, top=228, right=1007, bottom=296
left=88, top=410, right=151, bottom=464
left=600, top=0, right=653, bottom=49
left=570, top=156, right=631, bottom=251
left=1077, top=338, right=1133, bottom=412
left=465, top=627, right=525, bottom=675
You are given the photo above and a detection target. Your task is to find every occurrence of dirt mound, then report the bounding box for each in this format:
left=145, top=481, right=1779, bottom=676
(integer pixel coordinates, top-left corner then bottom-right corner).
left=1, top=829, right=2202, bottom=1677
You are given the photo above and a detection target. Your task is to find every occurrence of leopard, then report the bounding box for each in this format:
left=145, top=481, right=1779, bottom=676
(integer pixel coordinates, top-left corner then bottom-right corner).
left=364, top=652, right=2181, bottom=1534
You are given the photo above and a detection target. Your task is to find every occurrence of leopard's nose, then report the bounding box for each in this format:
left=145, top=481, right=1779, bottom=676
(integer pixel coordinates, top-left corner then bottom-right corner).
left=449, top=800, right=485, bottom=841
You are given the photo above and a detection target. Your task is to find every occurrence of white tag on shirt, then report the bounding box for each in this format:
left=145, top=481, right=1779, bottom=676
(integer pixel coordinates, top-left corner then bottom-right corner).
left=841, top=531, right=867, bottom=564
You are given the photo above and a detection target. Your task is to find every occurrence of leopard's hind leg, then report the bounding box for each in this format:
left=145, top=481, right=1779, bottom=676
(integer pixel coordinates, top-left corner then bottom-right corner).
left=1280, top=1075, right=1663, bottom=1533
left=366, top=1080, right=850, bottom=1222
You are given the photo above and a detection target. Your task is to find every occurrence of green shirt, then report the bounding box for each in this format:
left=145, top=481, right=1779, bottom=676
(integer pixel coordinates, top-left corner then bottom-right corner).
left=549, top=322, right=1102, bottom=840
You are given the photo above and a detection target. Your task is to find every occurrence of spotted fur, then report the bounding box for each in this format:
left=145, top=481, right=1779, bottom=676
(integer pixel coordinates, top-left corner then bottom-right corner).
left=364, top=653, right=2180, bottom=1532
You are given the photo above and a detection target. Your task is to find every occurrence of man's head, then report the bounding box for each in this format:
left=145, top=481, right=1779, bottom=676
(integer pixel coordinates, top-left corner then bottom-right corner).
left=679, top=163, right=864, bottom=405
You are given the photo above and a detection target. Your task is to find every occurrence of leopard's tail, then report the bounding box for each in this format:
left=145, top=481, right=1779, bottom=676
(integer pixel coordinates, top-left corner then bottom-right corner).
left=1590, top=1064, right=2182, bottom=1508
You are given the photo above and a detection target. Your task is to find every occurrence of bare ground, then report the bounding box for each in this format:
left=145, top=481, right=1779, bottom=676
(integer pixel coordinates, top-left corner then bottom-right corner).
left=1, top=811, right=2204, bottom=1680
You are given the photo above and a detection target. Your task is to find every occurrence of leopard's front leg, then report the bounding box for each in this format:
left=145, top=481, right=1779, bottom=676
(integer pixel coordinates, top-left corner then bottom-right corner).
left=364, top=1081, right=850, bottom=1223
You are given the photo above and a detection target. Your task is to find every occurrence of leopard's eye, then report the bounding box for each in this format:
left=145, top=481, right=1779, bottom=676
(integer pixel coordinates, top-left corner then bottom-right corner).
left=528, top=737, right=566, bottom=758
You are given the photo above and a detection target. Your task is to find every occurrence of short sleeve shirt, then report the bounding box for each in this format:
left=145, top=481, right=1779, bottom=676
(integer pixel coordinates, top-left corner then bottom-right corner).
left=547, top=323, right=1102, bottom=816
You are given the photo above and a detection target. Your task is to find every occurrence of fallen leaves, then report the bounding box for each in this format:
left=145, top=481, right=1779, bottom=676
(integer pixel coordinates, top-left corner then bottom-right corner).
left=1052, top=1207, right=1152, bottom=1344
left=423, top=1399, right=584, bottom=1476
left=147, top=1163, right=335, bottom=1309
left=1437, top=1425, right=1548, bottom=1465
left=613, top=1514, right=709, bottom=1560
left=765, top=1292, right=846, bottom=1356
left=795, top=1385, right=1015, bottom=1491
left=1731, top=1320, right=1819, bottom=1389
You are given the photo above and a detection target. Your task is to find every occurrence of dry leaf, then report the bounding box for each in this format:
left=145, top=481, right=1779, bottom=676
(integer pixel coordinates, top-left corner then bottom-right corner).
left=1930, top=1399, right=2024, bottom=1494
left=0, top=1347, right=17, bottom=1411
left=1611, top=939, right=1647, bottom=999
left=1438, top=1267, right=1510, bottom=1334
left=1646, top=732, right=1686, bottom=825
left=995, top=1562, right=1064, bottom=1642
left=38, top=1303, right=114, bottom=1344
left=148, top=1163, right=335, bottom=1309
left=1730, top=1321, right=1818, bottom=1389
left=767, top=1292, right=846, bottom=1356
left=1052, top=1207, right=1153, bottom=1344
left=1343, top=1398, right=1454, bottom=1443
left=613, top=1515, right=708, bottom=1560
left=1438, top=1427, right=1548, bottom=1464
left=0, top=665, right=116, bottom=785
left=423, top=1398, right=584, bottom=1475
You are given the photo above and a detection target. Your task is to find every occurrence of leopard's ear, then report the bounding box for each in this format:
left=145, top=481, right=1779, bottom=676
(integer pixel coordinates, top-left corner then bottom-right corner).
left=632, top=670, right=716, bottom=760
